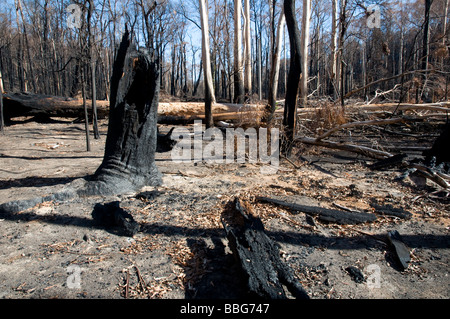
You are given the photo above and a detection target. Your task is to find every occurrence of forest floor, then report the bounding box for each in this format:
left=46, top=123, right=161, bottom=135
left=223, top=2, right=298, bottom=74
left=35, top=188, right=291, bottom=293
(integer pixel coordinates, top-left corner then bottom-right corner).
left=0, top=105, right=448, bottom=299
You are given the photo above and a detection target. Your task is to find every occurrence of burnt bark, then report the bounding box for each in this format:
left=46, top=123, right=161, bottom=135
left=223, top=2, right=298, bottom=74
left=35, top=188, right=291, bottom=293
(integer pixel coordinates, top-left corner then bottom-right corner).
left=83, top=29, right=162, bottom=195
left=283, top=0, right=302, bottom=156
left=221, top=197, right=309, bottom=299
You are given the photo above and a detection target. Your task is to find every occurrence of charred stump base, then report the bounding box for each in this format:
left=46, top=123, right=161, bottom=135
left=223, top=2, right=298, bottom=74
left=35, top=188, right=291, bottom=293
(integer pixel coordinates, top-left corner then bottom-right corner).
left=0, top=30, right=163, bottom=220
left=221, top=197, right=309, bottom=299
left=82, top=29, right=162, bottom=196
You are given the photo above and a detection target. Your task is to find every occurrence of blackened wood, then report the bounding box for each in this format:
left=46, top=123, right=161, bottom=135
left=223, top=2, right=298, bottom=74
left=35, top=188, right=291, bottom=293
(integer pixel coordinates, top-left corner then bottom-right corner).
left=256, top=195, right=377, bottom=224
left=92, top=201, right=139, bottom=237
left=283, top=0, right=302, bottom=156
left=83, top=29, right=162, bottom=196
left=387, top=230, right=410, bottom=270
left=221, top=197, right=309, bottom=299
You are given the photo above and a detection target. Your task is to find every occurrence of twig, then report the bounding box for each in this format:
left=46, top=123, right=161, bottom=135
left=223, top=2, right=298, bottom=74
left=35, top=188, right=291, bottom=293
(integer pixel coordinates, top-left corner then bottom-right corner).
left=135, top=265, right=147, bottom=292
left=125, top=270, right=130, bottom=299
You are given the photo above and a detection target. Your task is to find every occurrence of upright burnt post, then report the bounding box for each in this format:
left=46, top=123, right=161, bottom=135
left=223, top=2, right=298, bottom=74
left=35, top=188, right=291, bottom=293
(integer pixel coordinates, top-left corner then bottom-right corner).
left=84, top=29, right=162, bottom=196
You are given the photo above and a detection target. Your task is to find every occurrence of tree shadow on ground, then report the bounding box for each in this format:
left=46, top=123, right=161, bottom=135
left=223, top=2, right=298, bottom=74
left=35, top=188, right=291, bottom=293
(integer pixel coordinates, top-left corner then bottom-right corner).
left=182, top=237, right=249, bottom=299
left=0, top=175, right=89, bottom=190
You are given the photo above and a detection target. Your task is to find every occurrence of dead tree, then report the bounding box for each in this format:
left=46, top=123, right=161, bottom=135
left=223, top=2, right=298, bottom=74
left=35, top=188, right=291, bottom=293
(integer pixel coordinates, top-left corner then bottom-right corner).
left=84, top=28, right=162, bottom=195
left=199, top=0, right=215, bottom=128
left=0, top=30, right=165, bottom=215
left=233, top=0, right=245, bottom=104
left=283, top=0, right=302, bottom=155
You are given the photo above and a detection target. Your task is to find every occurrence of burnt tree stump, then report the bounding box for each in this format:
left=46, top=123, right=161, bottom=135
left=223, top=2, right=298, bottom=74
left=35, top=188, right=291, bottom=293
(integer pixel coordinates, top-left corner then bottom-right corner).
left=0, top=30, right=163, bottom=215
left=83, top=29, right=162, bottom=196
left=221, top=197, right=309, bottom=299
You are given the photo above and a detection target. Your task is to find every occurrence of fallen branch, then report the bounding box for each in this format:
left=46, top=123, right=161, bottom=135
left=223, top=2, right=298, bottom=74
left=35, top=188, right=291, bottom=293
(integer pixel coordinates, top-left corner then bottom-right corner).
left=256, top=195, right=377, bottom=225
left=315, top=117, right=405, bottom=141
left=296, top=136, right=393, bottom=159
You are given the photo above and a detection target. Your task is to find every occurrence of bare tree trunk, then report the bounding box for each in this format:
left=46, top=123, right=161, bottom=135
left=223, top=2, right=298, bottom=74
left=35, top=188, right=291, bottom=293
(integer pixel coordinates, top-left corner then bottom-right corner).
left=330, top=0, right=338, bottom=99
left=300, top=0, right=311, bottom=106
left=338, top=0, right=348, bottom=108
left=265, top=7, right=285, bottom=124
left=422, top=0, right=432, bottom=72
left=15, top=0, right=36, bottom=93
left=0, top=68, right=4, bottom=133
left=81, top=66, right=91, bottom=152
left=88, top=0, right=100, bottom=139
left=234, top=0, right=245, bottom=104
left=283, top=0, right=302, bottom=156
left=243, top=0, right=252, bottom=99
left=199, top=0, right=216, bottom=128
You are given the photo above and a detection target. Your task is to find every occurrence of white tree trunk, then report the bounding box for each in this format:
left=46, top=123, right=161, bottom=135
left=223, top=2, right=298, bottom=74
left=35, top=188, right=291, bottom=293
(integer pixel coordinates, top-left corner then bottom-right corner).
left=330, top=0, right=338, bottom=99
left=244, top=0, right=252, bottom=97
left=271, top=8, right=286, bottom=105
left=300, top=0, right=311, bottom=105
left=233, top=0, right=244, bottom=103
left=199, top=0, right=216, bottom=105
left=199, top=0, right=216, bottom=128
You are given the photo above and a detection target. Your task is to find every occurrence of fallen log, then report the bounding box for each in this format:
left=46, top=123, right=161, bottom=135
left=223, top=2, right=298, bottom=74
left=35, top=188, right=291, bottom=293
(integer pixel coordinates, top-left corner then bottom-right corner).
left=221, top=197, right=309, bottom=299
left=3, top=92, right=109, bottom=120
left=256, top=195, right=377, bottom=225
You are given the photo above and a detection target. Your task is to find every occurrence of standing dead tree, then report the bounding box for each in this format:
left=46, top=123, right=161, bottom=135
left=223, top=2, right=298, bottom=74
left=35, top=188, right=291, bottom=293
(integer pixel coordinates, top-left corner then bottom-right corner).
left=84, top=28, right=162, bottom=195
left=233, top=0, right=245, bottom=104
left=199, top=0, right=216, bottom=129
left=264, top=6, right=285, bottom=125
left=283, top=0, right=302, bottom=155
left=0, top=29, right=163, bottom=214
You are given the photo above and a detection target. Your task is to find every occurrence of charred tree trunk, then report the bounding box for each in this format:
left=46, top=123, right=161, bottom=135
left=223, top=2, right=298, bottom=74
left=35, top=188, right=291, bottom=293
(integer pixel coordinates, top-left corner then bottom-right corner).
left=283, top=0, right=302, bottom=156
left=84, top=29, right=162, bottom=196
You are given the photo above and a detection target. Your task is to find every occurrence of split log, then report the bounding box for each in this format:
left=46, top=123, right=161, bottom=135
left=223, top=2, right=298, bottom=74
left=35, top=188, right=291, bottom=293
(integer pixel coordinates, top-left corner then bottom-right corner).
left=256, top=195, right=377, bottom=225
left=2, top=92, right=109, bottom=120
left=221, top=197, right=309, bottom=299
